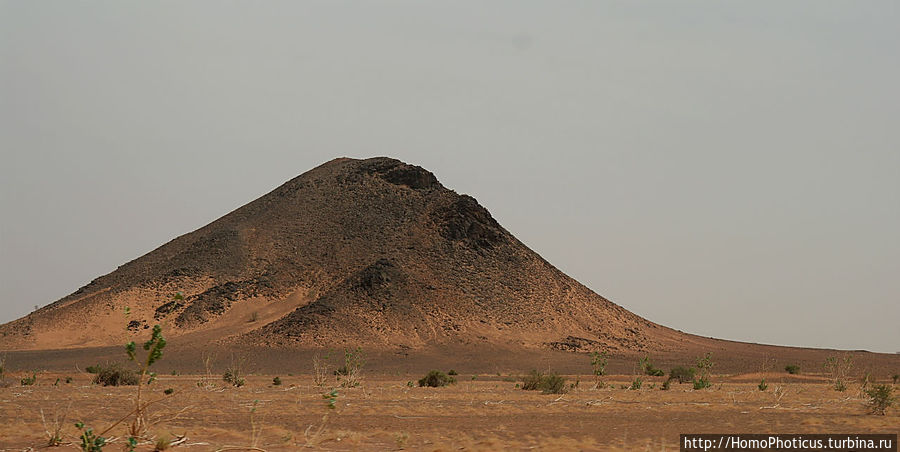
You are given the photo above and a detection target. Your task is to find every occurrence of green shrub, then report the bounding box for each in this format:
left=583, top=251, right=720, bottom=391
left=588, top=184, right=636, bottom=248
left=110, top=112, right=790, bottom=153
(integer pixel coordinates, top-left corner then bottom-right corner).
left=163, top=388, right=174, bottom=395
left=272, top=376, right=282, bottom=386
left=693, top=377, right=711, bottom=390
left=541, top=373, right=566, bottom=394
left=784, top=364, right=800, bottom=374
left=222, top=370, right=245, bottom=387
left=669, top=366, right=695, bottom=384
left=692, top=353, right=714, bottom=390
left=223, top=355, right=247, bottom=387
left=75, top=422, right=105, bottom=452
left=21, top=372, right=36, bottom=386
left=336, top=347, right=365, bottom=388
left=630, top=377, right=643, bottom=390
left=758, top=379, right=768, bottom=391
left=521, top=370, right=567, bottom=394
left=864, top=384, right=895, bottom=415
left=589, top=351, right=609, bottom=389
left=639, top=356, right=665, bottom=377
left=85, top=365, right=101, bottom=374
left=418, top=370, right=456, bottom=387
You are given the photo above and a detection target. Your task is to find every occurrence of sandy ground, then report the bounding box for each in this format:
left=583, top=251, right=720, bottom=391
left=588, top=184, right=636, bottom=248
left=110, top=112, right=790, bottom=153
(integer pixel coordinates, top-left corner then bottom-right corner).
left=1, top=370, right=897, bottom=451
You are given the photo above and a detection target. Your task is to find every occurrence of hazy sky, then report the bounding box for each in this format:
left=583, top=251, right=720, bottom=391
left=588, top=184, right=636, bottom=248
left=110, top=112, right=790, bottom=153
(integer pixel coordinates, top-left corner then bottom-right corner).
left=2, top=1, right=898, bottom=353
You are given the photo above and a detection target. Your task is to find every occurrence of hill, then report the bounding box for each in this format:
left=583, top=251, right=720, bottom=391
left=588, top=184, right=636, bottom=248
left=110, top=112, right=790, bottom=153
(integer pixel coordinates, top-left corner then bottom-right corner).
left=1, top=157, right=693, bottom=353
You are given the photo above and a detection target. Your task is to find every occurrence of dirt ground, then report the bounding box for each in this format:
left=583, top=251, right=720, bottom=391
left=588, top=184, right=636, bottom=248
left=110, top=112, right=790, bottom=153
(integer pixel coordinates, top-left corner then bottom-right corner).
left=1, top=369, right=897, bottom=451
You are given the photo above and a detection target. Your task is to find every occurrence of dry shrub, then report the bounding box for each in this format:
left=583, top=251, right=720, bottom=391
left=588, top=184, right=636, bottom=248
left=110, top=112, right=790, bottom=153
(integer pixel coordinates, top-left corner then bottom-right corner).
left=92, top=363, right=138, bottom=386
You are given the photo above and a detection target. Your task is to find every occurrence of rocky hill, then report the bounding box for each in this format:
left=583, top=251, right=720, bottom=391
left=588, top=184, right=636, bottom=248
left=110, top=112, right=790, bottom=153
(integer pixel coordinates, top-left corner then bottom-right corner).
left=1, top=157, right=688, bottom=352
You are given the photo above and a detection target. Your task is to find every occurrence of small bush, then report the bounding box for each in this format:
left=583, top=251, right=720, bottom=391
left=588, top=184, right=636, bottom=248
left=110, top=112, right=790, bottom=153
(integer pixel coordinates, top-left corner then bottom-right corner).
left=21, top=373, right=36, bottom=386
left=630, top=377, right=643, bottom=390
left=65, top=376, right=73, bottom=384
left=669, top=366, right=695, bottom=384
left=163, top=388, right=174, bottom=395
left=272, top=376, right=282, bottom=386
left=834, top=380, right=847, bottom=392
left=76, top=422, right=105, bottom=452
left=892, top=374, right=899, bottom=385
left=85, top=364, right=101, bottom=374
left=864, top=384, right=895, bottom=415
left=758, top=379, right=768, bottom=391
left=419, top=370, right=456, bottom=387
left=92, top=364, right=138, bottom=386
left=661, top=379, right=671, bottom=391
left=447, top=369, right=458, bottom=376
left=155, top=435, right=172, bottom=451
left=639, top=356, right=665, bottom=377
left=521, top=370, right=567, bottom=394
left=541, top=373, right=566, bottom=394
left=693, top=377, right=711, bottom=390
left=222, top=370, right=245, bottom=387
left=785, top=364, right=800, bottom=374
left=223, top=354, right=248, bottom=387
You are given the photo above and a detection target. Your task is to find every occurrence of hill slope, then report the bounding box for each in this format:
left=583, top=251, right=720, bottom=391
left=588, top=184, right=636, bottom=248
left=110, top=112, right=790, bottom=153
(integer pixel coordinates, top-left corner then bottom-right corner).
left=2, top=157, right=689, bottom=352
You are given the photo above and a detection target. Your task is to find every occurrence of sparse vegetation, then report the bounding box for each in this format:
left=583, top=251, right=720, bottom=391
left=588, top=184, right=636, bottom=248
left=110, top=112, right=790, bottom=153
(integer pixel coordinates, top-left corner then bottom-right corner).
left=76, top=422, right=105, bottom=452
left=692, top=353, right=713, bottom=390
left=639, top=355, right=665, bottom=377
left=630, top=377, right=643, bottom=390
left=661, top=379, right=671, bottom=390
left=312, top=353, right=330, bottom=386
left=40, top=401, right=70, bottom=446
left=860, top=372, right=872, bottom=391
left=92, top=363, right=138, bottom=386
left=447, top=369, right=458, bottom=376
left=785, top=364, right=800, bottom=374
left=418, top=370, right=456, bottom=387
left=864, top=384, right=895, bottom=415
left=336, top=347, right=365, bottom=388
left=758, top=379, right=768, bottom=391
left=892, top=374, right=899, bottom=385
left=521, top=370, right=567, bottom=394
left=589, top=350, right=608, bottom=388
left=154, top=435, right=172, bottom=451
left=196, top=351, right=218, bottom=391
left=223, top=354, right=247, bottom=387
left=123, top=322, right=167, bottom=438
left=85, top=364, right=101, bottom=374
left=669, top=366, right=695, bottom=384
left=824, top=355, right=853, bottom=392
left=273, top=376, right=282, bottom=386
left=21, top=372, right=36, bottom=386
